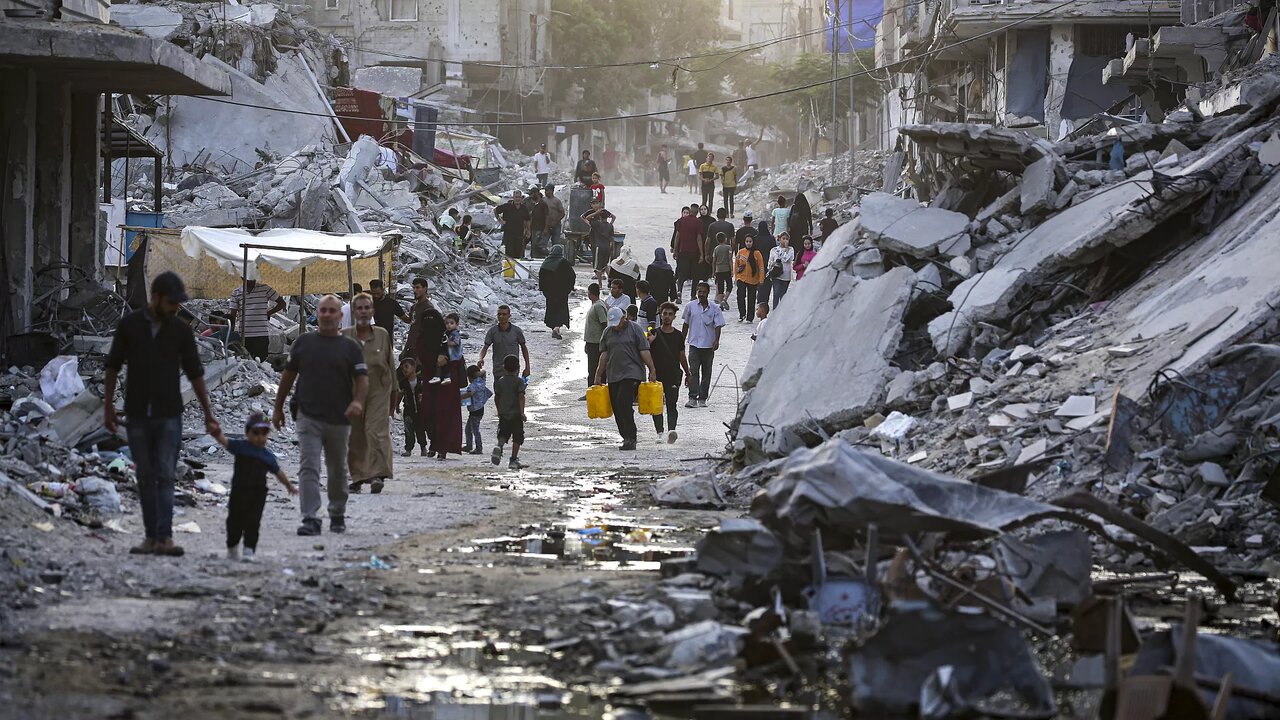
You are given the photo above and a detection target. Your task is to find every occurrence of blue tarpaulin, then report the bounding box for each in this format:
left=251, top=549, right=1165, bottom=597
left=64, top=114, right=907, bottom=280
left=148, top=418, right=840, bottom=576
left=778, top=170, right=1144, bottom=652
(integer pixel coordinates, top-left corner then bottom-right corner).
left=827, top=0, right=884, bottom=51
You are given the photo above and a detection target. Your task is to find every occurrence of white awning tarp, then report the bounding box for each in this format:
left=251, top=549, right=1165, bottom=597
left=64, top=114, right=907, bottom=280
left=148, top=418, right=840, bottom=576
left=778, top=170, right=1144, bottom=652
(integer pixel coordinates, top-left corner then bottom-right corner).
left=145, top=227, right=395, bottom=300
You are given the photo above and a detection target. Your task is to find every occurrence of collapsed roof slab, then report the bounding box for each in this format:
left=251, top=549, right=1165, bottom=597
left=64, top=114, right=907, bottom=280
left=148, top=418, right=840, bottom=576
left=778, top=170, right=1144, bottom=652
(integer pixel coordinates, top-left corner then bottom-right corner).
left=900, top=123, right=1061, bottom=173
left=935, top=116, right=1280, bottom=354
left=859, top=192, right=971, bottom=258
left=739, top=222, right=915, bottom=453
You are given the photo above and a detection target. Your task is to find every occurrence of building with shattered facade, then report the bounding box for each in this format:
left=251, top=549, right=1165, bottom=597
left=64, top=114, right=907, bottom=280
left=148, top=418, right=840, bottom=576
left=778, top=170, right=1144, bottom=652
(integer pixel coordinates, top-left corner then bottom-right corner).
left=872, top=0, right=1183, bottom=148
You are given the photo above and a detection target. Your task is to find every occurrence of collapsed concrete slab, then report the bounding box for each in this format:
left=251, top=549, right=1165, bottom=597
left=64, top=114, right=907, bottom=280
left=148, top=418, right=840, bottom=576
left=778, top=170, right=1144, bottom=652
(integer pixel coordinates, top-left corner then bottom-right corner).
left=739, top=228, right=915, bottom=451
left=859, top=192, right=970, bottom=258
left=928, top=266, right=1031, bottom=355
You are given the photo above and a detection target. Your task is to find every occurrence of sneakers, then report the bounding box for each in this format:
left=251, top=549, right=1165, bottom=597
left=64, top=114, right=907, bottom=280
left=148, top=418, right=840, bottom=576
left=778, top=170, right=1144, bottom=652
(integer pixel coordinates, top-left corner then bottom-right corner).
left=371, top=479, right=384, bottom=494
left=491, top=446, right=503, bottom=465
left=509, top=458, right=525, bottom=470
left=668, top=430, right=678, bottom=444
left=242, top=548, right=256, bottom=562
left=330, top=516, right=346, bottom=534
left=297, top=518, right=322, bottom=536
left=620, top=440, right=637, bottom=451
left=685, top=399, right=699, bottom=408
left=463, top=445, right=474, bottom=454
left=428, top=376, right=442, bottom=384
left=469, top=448, right=483, bottom=455
left=439, top=377, right=451, bottom=386
left=227, top=546, right=241, bottom=561
left=401, top=449, right=412, bottom=457
left=698, top=399, right=708, bottom=408
left=420, top=447, right=429, bottom=457
left=348, top=480, right=363, bottom=493
left=129, top=538, right=157, bottom=555
left=154, top=539, right=185, bottom=557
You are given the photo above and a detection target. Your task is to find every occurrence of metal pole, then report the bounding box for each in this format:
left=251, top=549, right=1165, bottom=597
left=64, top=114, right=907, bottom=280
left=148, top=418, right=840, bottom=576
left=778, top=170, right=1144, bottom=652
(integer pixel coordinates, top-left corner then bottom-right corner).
left=154, top=157, right=162, bottom=215
left=240, top=246, right=249, bottom=343
left=102, top=94, right=113, bottom=203
left=830, top=0, right=838, bottom=186
left=345, top=244, right=354, bottom=298
left=299, top=267, right=307, bottom=331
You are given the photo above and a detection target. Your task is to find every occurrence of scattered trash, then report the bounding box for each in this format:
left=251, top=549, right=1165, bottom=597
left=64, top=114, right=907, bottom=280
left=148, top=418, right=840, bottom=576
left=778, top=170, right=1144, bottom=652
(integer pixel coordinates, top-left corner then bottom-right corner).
left=174, top=522, right=202, bottom=534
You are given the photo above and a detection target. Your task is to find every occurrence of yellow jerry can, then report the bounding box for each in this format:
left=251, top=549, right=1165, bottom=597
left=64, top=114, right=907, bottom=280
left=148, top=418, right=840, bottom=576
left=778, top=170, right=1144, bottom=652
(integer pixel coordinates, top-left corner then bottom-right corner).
left=638, top=381, right=665, bottom=416
left=586, top=384, right=613, bottom=419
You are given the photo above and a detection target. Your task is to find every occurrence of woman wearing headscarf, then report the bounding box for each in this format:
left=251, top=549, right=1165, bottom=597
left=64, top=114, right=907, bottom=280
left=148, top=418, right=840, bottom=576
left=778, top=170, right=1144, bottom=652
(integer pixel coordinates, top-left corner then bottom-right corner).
left=767, top=232, right=795, bottom=309
left=538, top=245, right=576, bottom=340
left=607, top=245, right=643, bottom=301
left=788, top=192, right=813, bottom=245
left=754, top=219, right=776, bottom=307
left=343, top=293, right=396, bottom=494
left=646, top=248, right=677, bottom=304
left=734, top=235, right=765, bottom=322
left=793, top=236, right=818, bottom=281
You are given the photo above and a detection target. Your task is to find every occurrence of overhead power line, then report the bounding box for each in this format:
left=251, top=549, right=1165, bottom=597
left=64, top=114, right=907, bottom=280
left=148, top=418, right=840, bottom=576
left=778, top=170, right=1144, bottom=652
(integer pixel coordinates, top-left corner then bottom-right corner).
left=193, top=0, right=1092, bottom=129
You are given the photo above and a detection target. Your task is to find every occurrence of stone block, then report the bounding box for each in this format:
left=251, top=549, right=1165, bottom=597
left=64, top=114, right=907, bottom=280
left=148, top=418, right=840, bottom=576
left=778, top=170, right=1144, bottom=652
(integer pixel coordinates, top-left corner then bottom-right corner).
left=859, top=192, right=970, bottom=259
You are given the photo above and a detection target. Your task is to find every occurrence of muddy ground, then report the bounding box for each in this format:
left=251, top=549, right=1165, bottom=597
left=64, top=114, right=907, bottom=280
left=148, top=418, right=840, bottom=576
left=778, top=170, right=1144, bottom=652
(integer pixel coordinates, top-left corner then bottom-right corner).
left=0, top=186, right=761, bottom=719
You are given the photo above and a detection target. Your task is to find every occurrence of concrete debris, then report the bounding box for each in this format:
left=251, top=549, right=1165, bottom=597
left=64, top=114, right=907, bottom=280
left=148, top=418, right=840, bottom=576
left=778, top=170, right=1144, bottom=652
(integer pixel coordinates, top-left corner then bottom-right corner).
left=858, top=192, right=970, bottom=258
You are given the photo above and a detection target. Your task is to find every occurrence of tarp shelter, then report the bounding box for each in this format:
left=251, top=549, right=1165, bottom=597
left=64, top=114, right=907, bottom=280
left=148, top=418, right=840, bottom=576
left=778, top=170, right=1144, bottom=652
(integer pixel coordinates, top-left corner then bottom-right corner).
left=142, top=226, right=395, bottom=299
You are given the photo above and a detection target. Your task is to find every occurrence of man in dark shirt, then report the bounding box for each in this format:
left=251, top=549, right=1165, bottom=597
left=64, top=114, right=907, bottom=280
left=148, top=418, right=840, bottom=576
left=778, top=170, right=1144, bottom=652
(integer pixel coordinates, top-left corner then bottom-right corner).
left=735, top=212, right=757, bottom=252
left=649, top=301, right=690, bottom=443
left=525, top=186, right=551, bottom=258
left=495, top=189, right=531, bottom=260
left=819, top=208, right=839, bottom=241
left=707, top=206, right=736, bottom=262
left=574, top=150, right=599, bottom=186
left=368, top=278, right=409, bottom=339
left=105, top=271, right=220, bottom=558
left=692, top=142, right=708, bottom=167
left=273, top=294, right=369, bottom=536
left=595, top=306, right=657, bottom=451
left=671, top=206, right=704, bottom=300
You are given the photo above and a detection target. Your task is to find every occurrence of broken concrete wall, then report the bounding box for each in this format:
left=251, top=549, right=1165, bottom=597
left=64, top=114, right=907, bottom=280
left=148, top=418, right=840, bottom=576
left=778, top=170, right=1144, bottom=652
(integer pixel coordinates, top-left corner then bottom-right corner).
left=738, top=220, right=915, bottom=453
left=147, top=52, right=335, bottom=174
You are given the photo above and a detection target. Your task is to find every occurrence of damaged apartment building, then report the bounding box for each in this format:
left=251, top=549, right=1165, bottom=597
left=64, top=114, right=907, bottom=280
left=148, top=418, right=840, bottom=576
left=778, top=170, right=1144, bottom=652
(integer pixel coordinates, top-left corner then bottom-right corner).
left=872, top=0, right=1185, bottom=146
left=302, top=0, right=551, bottom=148
left=0, top=1, right=229, bottom=360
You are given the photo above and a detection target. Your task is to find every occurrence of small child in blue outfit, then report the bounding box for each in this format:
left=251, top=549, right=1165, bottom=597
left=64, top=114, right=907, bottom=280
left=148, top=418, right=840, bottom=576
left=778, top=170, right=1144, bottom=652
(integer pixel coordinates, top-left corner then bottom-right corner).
left=460, top=364, right=492, bottom=454
left=430, top=313, right=465, bottom=385
left=213, top=411, right=296, bottom=561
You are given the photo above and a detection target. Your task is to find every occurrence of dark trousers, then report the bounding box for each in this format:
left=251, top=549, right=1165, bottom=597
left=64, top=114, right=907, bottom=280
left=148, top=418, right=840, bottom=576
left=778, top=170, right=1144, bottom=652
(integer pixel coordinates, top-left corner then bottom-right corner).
left=244, top=335, right=269, bottom=361
left=403, top=412, right=426, bottom=451
left=772, top=279, right=791, bottom=308
left=675, top=252, right=699, bottom=299
left=722, top=187, right=736, bottom=215
left=127, top=416, right=182, bottom=540
left=652, top=381, right=681, bottom=433
left=585, top=342, right=601, bottom=387
left=715, top=271, right=732, bottom=297
left=504, top=234, right=524, bottom=259
left=737, top=281, right=758, bottom=320
left=701, top=182, right=715, bottom=208
left=609, top=379, right=640, bottom=442
left=465, top=409, right=484, bottom=451
left=688, top=347, right=714, bottom=402
left=758, top=275, right=773, bottom=306
left=226, top=479, right=267, bottom=549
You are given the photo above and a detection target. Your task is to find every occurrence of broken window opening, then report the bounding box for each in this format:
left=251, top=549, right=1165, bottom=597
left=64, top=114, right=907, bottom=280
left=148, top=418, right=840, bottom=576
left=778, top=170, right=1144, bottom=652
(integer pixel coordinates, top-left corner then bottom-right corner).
left=388, top=0, right=417, bottom=22
left=325, top=0, right=338, bottom=9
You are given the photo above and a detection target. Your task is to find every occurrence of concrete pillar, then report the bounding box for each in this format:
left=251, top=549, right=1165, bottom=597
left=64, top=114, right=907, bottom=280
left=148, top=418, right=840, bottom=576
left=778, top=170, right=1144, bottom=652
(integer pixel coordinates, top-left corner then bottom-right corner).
left=1044, top=23, right=1074, bottom=140
left=33, top=77, right=71, bottom=277
left=68, top=93, right=101, bottom=279
left=1, top=70, right=38, bottom=335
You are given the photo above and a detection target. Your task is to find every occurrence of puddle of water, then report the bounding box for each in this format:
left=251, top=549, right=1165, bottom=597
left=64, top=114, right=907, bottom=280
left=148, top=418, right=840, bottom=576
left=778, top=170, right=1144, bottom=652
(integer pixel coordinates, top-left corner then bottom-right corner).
left=453, top=521, right=694, bottom=569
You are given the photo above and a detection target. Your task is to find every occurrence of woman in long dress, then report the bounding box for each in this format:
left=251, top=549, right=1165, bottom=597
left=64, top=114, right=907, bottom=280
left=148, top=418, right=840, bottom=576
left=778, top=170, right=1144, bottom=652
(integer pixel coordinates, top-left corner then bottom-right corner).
left=538, top=244, right=576, bottom=339
left=344, top=293, right=396, bottom=494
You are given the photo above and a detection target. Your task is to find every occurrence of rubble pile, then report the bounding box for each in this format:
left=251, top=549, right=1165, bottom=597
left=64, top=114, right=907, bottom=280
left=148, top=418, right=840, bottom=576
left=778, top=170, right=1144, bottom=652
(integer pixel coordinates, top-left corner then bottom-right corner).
left=734, top=148, right=888, bottom=221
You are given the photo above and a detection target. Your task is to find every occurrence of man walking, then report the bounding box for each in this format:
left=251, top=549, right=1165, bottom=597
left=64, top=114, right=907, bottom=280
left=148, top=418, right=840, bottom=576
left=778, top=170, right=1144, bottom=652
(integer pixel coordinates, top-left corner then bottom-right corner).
left=368, top=278, right=410, bottom=339
left=671, top=206, right=704, bottom=301
left=273, top=295, right=369, bottom=536
left=656, top=144, right=671, bottom=193
left=735, top=211, right=757, bottom=252
left=495, top=189, right=531, bottom=260
left=574, top=150, right=598, bottom=186
left=583, top=282, right=608, bottom=390
left=692, top=142, right=708, bottom=167
left=478, top=304, right=530, bottom=379
left=544, top=184, right=567, bottom=257
left=721, top=155, right=738, bottom=217
left=698, top=152, right=719, bottom=209
left=595, top=306, right=657, bottom=451
left=105, top=272, right=220, bottom=557
left=525, top=186, right=550, bottom=258
left=532, top=143, right=552, bottom=187
left=681, top=281, right=725, bottom=408
left=228, top=277, right=285, bottom=361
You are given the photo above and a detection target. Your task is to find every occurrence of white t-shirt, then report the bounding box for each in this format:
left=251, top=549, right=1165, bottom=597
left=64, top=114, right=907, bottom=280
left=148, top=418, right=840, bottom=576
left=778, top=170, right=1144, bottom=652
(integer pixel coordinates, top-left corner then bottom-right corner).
left=439, top=212, right=457, bottom=230
left=746, top=145, right=759, bottom=166
left=340, top=303, right=352, bottom=329
left=604, top=293, right=633, bottom=312
left=769, top=246, right=795, bottom=282
left=533, top=151, right=551, bottom=174
left=753, top=316, right=768, bottom=341
left=687, top=159, right=698, bottom=175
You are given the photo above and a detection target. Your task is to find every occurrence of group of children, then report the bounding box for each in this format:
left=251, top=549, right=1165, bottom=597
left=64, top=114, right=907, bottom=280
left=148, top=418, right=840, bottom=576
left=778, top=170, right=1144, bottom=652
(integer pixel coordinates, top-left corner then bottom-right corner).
left=438, top=207, right=476, bottom=253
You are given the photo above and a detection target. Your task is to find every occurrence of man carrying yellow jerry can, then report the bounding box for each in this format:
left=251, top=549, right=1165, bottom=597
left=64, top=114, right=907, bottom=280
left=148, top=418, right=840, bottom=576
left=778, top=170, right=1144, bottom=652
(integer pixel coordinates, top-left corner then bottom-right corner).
left=591, top=306, right=659, bottom=451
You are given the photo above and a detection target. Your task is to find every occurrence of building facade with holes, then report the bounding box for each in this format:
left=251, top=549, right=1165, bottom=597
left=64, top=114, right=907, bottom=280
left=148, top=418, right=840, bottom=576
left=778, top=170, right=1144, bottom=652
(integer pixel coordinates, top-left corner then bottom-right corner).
left=0, top=7, right=228, bottom=357
left=870, top=0, right=1184, bottom=150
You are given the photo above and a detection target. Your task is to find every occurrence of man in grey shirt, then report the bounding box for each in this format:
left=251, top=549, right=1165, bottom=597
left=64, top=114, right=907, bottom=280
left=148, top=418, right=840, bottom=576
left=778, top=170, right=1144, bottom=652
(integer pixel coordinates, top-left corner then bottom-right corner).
left=273, top=294, right=369, bottom=536
left=478, top=304, right=531, bottom=379
left=595, top=306, right=656, bottom=451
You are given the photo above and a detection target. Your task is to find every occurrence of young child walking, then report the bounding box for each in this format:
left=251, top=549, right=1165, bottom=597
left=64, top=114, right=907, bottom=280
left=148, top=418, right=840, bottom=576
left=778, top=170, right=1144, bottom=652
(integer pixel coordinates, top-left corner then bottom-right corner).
left=399, top=357, right=426, bottom=456
left=713, top=232, right=734, bottom=308
left=490, top=355, right=526, bottom=470
left=430, top=313, right=464, bottom=385
left=461, top=364, right=492, bottom=455
left=214, top=411, right=296, bottom=561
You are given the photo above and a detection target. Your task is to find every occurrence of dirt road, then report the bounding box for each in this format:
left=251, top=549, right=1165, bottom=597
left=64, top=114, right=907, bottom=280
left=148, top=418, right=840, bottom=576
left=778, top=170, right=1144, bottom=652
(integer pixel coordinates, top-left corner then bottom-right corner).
left=0, top=185, right=762, bottom=718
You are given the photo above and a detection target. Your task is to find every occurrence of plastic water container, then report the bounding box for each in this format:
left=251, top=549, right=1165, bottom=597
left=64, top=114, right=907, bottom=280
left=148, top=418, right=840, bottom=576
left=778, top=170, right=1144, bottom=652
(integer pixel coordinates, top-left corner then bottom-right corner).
left=638, top=381, right=664, bottom=416
left=586, top=384, right=612, bottom=419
